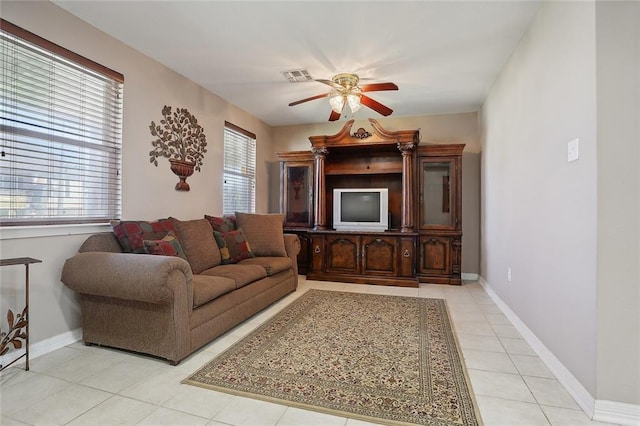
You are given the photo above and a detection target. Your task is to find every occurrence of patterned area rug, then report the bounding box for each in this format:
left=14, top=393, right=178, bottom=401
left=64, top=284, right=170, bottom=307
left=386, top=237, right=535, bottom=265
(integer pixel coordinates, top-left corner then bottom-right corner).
left=184, top=290, right=481, bottom=425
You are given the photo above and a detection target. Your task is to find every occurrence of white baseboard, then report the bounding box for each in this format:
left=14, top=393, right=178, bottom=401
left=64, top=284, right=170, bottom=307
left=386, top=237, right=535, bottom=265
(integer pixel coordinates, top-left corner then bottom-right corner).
left=478, top=276, right=596, bottom=418
left=462, top=273, right=479, bottom=281
left=479, top=276, right=640, bottom=425
left=1, top=328, right=82, bottom=369
left=594, top=400, right=640, bottom=426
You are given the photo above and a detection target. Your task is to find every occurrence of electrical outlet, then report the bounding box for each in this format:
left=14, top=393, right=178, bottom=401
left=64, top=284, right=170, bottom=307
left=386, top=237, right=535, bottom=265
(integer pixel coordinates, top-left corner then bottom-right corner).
left=507, top=267, right=512, bottom=283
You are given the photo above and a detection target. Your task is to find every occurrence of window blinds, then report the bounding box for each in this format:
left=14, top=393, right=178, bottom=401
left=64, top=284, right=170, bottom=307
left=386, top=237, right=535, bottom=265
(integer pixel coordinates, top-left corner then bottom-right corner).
left=223, top=122, right=256, bottom=215
left=0, top=20, right=123, bottom=226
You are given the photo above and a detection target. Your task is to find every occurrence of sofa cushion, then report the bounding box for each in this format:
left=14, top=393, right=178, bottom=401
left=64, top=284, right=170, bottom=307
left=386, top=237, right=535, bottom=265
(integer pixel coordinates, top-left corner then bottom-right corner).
left=205, top=214, right=237, bottom=233
left=111, top=219, right=175, bottom=253
left=238, top=256, right=292, bottom=276
left=192, top=275, right=236, bottom=308
left=201, top=264, right=267, bottom=289
left=235, top=212, right=286, bottom=257
left=143, top=231, right=187, bottom=259
left=213, top=228, right=254, bottom=264
left=172, top=218, right=221, bottom=274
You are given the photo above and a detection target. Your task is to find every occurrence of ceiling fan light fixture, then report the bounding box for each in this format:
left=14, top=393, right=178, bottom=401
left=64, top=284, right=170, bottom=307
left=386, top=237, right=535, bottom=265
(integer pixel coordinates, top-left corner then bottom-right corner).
left=289, top=72, right=397, bottom=120
left=329, top=89, right=345, bottom=114
left=347, top=88, right=362, bottom=113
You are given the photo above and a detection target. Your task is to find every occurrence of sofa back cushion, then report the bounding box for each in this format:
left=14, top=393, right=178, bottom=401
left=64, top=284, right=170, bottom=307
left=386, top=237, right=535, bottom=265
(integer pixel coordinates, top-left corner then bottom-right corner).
left=172, top=218, right=221, bottom=274
left=235, top=212, right=286, bottom=257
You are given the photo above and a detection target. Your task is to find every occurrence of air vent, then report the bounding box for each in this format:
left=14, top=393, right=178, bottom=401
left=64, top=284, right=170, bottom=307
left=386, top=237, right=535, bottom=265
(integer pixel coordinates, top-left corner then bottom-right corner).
left=282, top=69, right=313, bottom=83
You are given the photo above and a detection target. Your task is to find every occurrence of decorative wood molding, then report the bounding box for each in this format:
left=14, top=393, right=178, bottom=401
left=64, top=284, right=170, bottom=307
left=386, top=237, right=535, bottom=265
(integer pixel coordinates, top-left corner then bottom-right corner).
left=276, top=151, right=314, bottom=162
left=311, top=147, right=329, bottom=157
left=351, top=128, right=372, bottom=139
left=397, top=142, right=417, bottom=153
left=309, top=119, right=419, bottom=149
left=417, top=144, right=465, bottom=156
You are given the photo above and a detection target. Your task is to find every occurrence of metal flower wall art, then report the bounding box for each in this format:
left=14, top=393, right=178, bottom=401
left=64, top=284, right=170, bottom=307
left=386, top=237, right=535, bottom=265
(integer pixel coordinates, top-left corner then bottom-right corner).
left=149, top=106, right=207, bottom=191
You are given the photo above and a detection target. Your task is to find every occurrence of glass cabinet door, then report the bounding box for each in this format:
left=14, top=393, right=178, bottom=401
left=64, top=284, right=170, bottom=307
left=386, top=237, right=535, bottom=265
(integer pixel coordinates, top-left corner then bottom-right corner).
left=283, top=163, right=313, bottom=227
left=419, top=159, right=455, bottom=229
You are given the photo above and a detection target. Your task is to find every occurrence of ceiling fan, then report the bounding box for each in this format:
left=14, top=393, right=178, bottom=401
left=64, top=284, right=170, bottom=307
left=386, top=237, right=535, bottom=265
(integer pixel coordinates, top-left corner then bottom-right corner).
left=288, top=73, right=398, bottom=121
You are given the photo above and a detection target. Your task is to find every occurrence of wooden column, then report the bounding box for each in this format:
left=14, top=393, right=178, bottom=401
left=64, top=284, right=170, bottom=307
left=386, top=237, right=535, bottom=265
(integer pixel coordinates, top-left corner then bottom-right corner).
left=312, top=147, right=328, bottom=230
left=398, top=142, right=417, bottom=232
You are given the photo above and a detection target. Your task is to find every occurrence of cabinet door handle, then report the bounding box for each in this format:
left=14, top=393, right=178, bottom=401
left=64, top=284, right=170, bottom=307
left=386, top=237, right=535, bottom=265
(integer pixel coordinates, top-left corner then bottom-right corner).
left=403, top=249, right=411, bottom=258
left=314, top=245, right=321, bottom=254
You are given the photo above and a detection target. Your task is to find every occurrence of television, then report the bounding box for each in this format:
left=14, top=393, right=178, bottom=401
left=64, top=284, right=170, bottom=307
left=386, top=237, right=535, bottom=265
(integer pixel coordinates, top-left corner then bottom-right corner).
left=333, top=188, right=389, bottom=232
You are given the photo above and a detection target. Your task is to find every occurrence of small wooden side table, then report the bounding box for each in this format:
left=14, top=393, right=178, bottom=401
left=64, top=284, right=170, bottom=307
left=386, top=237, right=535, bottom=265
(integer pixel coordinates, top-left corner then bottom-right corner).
left=0, top=257, right=42, bottom=372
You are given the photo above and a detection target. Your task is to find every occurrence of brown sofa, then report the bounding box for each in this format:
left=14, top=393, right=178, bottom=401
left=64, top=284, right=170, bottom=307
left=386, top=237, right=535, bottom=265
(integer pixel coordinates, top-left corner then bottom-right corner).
left=61, top=214, right=299, bottom=365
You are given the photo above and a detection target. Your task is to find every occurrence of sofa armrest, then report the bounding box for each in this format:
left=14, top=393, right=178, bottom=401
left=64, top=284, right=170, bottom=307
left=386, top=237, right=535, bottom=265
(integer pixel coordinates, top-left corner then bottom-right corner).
left=283, top=234, right=300, bottom=258
left=283, top=233, right=300, bottom=281
left=61, top=252, right=193, bottom=304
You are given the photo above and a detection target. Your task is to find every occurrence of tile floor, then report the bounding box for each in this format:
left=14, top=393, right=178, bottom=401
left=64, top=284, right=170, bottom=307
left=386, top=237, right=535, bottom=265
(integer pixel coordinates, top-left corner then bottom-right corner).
left=0, top=278, right=617, bottom=426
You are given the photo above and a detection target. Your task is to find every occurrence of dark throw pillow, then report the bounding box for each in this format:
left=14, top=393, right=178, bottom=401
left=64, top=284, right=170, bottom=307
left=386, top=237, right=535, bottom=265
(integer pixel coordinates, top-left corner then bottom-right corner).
left=213, top=228, right=255, bottom=264
left=111, top=219, right=175, bottom=253
left=143, top=232, right=187, bottom=259
left=204, top=214, right=237, bottom=233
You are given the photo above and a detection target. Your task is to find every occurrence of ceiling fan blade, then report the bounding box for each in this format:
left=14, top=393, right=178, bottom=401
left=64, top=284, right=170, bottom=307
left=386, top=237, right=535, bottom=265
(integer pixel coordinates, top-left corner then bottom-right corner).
left=360, top=94, right=393, bottom=116
left=359, top=82, right=398, bottom=93
left=288, top=93, right=329, bottom=107
left=329, top=109, right=342, bottom=121
left=316, top=79, right=342, bottom=89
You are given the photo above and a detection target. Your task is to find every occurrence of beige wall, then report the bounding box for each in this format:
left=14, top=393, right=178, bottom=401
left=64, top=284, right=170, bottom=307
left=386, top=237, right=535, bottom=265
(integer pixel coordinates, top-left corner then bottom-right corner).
left=595, top=1, right=640, bottom=406
left=271, top=112, right=481, bottom=275
left=0, top=1, right=274, bottom=348
left=481, top=0, right=598, bottom=398
left=481, top=0, right=640, bottom=410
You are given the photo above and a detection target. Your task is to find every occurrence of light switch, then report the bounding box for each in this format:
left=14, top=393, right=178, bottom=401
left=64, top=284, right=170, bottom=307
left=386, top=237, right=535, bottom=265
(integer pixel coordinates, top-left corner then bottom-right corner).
left=568, top=138, right=579, bottom=162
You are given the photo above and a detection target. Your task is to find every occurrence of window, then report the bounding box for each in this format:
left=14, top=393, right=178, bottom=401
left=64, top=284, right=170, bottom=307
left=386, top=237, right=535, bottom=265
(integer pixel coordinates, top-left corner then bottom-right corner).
left=223, top=122, right=255, bottom=215
left=0, top=20, right=123, bottom=226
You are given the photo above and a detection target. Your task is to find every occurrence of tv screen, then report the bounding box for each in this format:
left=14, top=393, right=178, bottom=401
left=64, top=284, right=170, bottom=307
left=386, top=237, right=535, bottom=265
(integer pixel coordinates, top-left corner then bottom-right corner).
left=333, top=188, right=388, bottom=231
left=340, top=191, right=380, bottom=222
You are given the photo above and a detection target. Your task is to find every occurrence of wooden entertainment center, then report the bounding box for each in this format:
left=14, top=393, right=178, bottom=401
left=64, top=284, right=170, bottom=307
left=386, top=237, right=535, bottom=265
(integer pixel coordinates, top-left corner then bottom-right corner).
left=278, top=119, right=464, bottom=287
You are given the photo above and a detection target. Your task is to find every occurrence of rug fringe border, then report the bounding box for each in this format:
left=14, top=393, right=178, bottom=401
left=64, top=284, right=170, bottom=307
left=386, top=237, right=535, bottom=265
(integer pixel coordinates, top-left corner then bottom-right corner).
left=182, top=377, right=427, bottom=426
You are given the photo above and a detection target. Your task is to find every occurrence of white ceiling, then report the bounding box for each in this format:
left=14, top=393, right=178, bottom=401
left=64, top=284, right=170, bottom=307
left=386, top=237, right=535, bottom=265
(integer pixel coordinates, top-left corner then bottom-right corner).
left=53, top=1, right=541, bottom=127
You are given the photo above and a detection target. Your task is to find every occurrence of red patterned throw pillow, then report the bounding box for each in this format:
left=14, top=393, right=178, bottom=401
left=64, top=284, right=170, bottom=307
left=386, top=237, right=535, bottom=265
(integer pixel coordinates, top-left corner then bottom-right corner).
left=111, top=219, right=175, bottom=253
left=205, top=215, right=237, bottom=233
left=143, top=232, right=187, bottom=259
left=213, top=228, right=254, bottom=264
